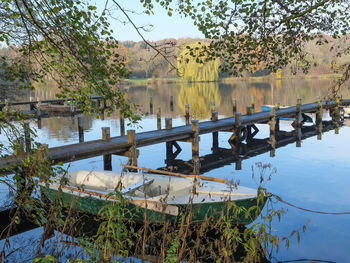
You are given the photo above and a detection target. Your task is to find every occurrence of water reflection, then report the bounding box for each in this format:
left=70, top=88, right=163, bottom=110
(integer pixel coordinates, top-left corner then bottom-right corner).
left=177, top=82, right=221, bottom=119
left=44, top=115, right=93, bottom=142
left=1, top=78, right=350, bottom=262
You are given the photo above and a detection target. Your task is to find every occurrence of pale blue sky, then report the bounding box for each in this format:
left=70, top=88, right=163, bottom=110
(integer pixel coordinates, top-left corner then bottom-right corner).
left=94, top=0, right=204, bottom=41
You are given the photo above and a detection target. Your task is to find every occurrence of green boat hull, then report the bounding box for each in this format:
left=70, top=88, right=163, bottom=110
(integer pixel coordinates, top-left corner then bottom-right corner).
left=43, top=187, right=266, bottom=225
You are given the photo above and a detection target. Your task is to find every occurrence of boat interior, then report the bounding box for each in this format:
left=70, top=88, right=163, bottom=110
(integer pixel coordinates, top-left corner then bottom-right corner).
left=51, top=170, right=257, bottom=204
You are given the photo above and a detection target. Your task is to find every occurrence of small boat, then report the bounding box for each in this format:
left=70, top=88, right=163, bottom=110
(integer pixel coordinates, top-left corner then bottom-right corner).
left=261, top=105, right=313, bottom=123
left=42, top=170, right=266, bottom=225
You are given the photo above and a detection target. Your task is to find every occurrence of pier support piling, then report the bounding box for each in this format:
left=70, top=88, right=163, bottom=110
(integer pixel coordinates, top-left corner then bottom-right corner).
left=295, top=99, right=302, bottom=147
left=332, top=97, right=340, bottom=134
left=275, top=102, right=280, bottom=132
left=211, top=111, right=219, bottom=151
left=251, top=96, right=255, bottom=113
left=316, top=97, right=323, bottom=140
left=229, top=112, right=243, bottom=149
left=157, top=107, right=161, bottom=130
left=246, top=106, right=252, bottom=115
left=78, top=116, right=84, bottom=143
left=36, top=98, right=41, bottom=119
left=165, top=118, right=174, bottom=166
left=232, top=98, right=237, bottom=115
left=191, top=120, right=200, bottom=174
left=235, top=158, right=242, bottom=170
left=24, top=122, right=31, bottom=153
left=268, top=108, right=276, bottom=157
left=127, top=130, right=138, bottom=168
left=102, top=127, right=112, bottom=171
left=120, top=112, right=125, bottom=136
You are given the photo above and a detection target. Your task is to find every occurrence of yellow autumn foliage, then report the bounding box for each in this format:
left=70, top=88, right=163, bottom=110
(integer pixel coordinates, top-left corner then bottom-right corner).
left=177, top=42, right=220, bottom=82
left=177, top=82, right=221, bottom=119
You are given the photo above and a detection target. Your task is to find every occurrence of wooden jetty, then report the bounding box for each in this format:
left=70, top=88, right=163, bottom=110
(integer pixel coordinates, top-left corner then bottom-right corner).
left=0, top=98, right=349, bottom=174
left=0, top=96, right=104, bottom=119
left=0, top=96, right=103, bottom=109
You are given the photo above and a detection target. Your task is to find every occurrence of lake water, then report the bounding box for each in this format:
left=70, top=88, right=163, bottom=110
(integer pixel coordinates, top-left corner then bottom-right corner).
left=1, top=78, right=350, bottom=262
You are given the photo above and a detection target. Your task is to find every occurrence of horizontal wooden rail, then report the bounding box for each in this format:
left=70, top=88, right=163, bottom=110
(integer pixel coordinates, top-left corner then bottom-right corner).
left=0, top=99, right=349, bottom=170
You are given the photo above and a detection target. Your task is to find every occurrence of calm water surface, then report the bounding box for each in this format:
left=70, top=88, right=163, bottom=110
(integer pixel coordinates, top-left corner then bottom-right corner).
left=1, top=78, right=350, bottom=262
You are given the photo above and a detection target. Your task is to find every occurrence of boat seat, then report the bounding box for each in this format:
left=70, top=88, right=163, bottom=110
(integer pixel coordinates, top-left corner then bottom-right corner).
left=120, top=178, right=154, bottom=195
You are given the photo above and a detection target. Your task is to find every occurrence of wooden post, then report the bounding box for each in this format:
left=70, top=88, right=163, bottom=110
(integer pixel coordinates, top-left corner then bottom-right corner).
left=211, top=111, right=218, bottom=150
left=191, top=120, right=200, bottom=174
left=185, top=104, right=190, bottom=125
left=170, top=95, right=174, bottom=112
left=235, top=112, right=242, bottom=128
left=100, top=108, right=105, bottom=120
left=165, top=118, right=172, bottom=130
left=235, top=158, right=242, bottom=170
left=165, top=118, right=173, bottom=166
left=334, top=97, right=340, bottom=134
left=127, top=130, right=138, bottom=167
left=232, top=98, right=237, bottom=115
left=37, top=118, right=42, bottom=129
left=157, top=107, right=161, bottom=130
left=36, top=97, right=41, bottom=119
left=296, top=99, right=302, bottom=147
left=103, top=99, right=107, bottom=109
left=30, top=96, right=36, bottom=111
left=78, top=116, right=84, bottom=143
left=268, top=107, right=276, bottom=153
left=150, top=96, right=153, bottom=114
left=316, top=97, right=323, bottom=140
left=251, top=96, right=255, bottom=113
left=229, top=112, right=242, bottom=148
left=102, top=127, right=112, bottom=171
left=24, top=122, right=31, bottom=153
left=120, top=112, right=125, bottom=136
left=274, top=102, right=280, bottom=131
left=246, top=106, right=252, bottom=115
left=97, top=99, right=101, bottom=108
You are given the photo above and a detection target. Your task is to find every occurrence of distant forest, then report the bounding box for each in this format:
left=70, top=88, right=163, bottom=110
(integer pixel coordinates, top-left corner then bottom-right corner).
left=120, top=36, right=350, bottom=80
left=1, top=36, right=350, bottom=82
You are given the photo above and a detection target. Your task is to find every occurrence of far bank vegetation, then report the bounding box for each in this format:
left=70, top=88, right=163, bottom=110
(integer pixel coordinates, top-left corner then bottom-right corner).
left=1, top=36, right=349, bottom=84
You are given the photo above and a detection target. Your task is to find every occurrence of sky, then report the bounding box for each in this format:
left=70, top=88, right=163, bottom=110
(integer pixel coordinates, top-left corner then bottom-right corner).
left=94, top=0, right=204, bottom=41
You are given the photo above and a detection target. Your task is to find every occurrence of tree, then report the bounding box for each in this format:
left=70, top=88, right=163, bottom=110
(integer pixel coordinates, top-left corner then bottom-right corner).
left=0, top=0, right=137, bottom=119
left=139, top=0, right=350, bottom=97
left=177, top=42, right=220, bottom=82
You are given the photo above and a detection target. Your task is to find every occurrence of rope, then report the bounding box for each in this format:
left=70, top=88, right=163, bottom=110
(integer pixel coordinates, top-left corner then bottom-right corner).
left=270, top=193, right=350, bottom=215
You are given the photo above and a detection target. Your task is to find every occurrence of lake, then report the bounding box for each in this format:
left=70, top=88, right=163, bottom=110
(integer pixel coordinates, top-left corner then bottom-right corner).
left=1, top=77, right=350, bottom=262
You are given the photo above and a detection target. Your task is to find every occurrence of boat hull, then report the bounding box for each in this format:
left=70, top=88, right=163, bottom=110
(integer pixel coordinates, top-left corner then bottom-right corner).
left=42, top=186, right=266, bottom=225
